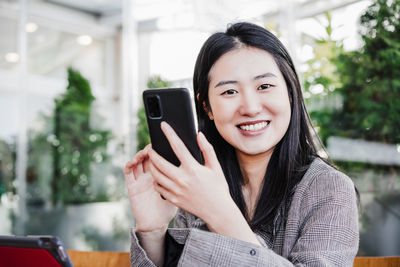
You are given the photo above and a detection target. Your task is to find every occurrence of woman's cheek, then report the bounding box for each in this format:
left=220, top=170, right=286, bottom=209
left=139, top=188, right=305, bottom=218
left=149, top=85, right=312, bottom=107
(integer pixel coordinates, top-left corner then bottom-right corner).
left=211, top=100, right=231, bottom=120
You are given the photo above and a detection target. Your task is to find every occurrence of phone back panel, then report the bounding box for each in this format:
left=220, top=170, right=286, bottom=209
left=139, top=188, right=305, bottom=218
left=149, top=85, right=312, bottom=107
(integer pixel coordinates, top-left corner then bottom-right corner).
left=143, top=88, right=201, bottom=166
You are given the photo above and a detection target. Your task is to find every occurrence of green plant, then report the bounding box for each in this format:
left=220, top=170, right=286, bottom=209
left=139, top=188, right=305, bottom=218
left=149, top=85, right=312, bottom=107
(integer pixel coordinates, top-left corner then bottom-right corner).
left=301, top=12, right=345, bottom=144
left=0, top=138, right=16, bottom=200
left=136, top=75, right=171, bottom=151
left=311, top=0, right=400, bottom=144
left=303, top=12, right=343, bottom=101
left=51, top=67, right=111, bottom=204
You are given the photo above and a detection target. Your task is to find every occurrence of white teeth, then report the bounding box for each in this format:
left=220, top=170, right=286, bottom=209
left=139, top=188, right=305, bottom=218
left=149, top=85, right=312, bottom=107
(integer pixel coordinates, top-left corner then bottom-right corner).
left=239, top=121, right=269, bottom=131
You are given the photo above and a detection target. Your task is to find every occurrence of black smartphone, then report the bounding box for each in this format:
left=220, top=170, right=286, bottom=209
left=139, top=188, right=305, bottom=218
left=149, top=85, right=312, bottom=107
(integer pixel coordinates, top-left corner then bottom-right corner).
left=143, top=88, right=202, bottom=166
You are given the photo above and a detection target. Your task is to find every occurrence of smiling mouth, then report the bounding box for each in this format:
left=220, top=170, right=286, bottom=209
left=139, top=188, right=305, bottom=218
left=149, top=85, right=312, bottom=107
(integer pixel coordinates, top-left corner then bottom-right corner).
left=237, top=121, right=270, bottom=131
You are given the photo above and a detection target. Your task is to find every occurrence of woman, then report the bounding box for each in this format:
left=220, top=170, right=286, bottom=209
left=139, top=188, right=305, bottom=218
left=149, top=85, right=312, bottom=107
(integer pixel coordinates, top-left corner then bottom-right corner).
left=125, top=22, right=359, bottom=266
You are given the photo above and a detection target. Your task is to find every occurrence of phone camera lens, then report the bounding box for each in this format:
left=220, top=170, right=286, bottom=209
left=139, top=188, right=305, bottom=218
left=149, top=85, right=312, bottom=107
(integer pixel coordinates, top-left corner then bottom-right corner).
left=147, top=96, right=161, bottom=118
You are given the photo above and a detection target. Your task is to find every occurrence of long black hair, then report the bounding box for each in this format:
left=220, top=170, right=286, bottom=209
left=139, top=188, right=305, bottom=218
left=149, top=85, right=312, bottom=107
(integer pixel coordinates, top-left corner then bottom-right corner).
left=193, top=22, right=321, bottom=230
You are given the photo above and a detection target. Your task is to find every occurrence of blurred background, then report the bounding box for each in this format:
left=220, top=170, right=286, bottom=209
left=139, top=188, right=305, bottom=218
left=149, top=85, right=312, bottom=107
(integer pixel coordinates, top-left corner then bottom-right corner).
left=0, top=0, right=399, bottom=256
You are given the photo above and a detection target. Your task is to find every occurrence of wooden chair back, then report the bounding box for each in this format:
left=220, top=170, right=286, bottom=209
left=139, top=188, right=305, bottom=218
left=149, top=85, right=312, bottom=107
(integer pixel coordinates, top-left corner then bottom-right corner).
left=68, top=250, right=130, bottom=267
left=353, top=256, right=400, bottom=267
left=68, top=250, right=400, bottom=267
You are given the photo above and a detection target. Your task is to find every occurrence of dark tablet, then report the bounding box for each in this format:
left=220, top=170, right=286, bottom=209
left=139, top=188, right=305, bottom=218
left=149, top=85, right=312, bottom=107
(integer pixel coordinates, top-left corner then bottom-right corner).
left=0, top=235, right=73, bottom=267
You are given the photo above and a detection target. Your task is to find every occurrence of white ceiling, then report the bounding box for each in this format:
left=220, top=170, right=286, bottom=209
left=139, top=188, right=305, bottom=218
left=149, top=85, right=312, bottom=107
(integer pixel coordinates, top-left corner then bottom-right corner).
left=46, top=0, right=280, bottom=24
left=47, top=0, right=121, bottom=17
left=0, top=0, right=368, bottom=75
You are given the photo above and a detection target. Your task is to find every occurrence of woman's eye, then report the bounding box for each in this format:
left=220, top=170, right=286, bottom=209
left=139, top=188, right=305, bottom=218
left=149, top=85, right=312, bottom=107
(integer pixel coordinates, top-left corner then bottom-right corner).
left=258, top=84, right=272, bottom=90
left=222, top=89, right=237, bottom=95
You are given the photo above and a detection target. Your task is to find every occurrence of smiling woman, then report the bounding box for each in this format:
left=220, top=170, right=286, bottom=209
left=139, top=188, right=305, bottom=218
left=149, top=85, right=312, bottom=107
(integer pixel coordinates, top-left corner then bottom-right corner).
left=207, top=47, right=291, bottom=161
left=125, top=22, right=359, bottom=267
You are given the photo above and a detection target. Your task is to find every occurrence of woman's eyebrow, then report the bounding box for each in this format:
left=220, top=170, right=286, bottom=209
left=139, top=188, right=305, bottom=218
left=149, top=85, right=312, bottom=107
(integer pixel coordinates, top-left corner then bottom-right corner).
left=214, top=73, right=277, bottom=88
left=214, top=80, right=238, bottom=88
left=254, top=72, right=277, bottom=80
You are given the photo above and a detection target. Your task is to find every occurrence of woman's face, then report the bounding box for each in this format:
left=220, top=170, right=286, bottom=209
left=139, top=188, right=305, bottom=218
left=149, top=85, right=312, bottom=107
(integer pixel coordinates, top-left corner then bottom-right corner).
left=207, top=47, right=291, bottom=159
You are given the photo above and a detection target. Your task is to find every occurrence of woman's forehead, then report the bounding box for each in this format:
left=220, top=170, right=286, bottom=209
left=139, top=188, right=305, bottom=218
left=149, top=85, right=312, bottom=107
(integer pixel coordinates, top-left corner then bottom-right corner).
left=208, top=47, right=282, bottom=82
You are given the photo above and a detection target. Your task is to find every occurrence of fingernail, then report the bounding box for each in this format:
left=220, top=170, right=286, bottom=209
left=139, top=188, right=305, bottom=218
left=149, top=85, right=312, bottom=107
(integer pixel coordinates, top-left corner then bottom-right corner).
left=148, top=149, right=156, bottom=159
left=199, top=131, right=206, bottom=142
left=160, top=121, right=170, bottom=131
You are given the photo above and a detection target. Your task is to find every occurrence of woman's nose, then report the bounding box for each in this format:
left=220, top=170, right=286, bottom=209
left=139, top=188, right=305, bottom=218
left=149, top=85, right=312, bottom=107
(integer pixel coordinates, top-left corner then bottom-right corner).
left=238, top=90, right=262, bottom=116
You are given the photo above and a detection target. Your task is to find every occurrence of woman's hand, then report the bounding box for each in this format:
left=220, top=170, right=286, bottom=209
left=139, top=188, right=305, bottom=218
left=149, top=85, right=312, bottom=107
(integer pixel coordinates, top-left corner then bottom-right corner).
left=124, top=145, right=177, bottom=232
left=148, top=122, right=235, bottom=228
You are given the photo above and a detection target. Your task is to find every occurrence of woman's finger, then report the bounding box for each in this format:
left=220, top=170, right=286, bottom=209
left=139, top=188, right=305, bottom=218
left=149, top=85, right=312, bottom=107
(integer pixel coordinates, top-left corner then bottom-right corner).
left=160, top=121, right=195, bottom=166
left=135, top=147, right=148, bottom=161
left=132, top=156, right=144, bottom=178
left=124, top=160, right=142, bottom=181
left=149, top=160, right=178, bottom=192
left=133, top=148, right=151, bottom=174
left=124, top=164, right=136, bottom=190
left=153, top=181, right=177, bottom=205
left=124, top=160, right=136, bottom=175
left=197, top=131, right=220, bottom=169
left=148, top=148, right=180, bottom=182
left=144, top=143, right=152, bottom=151
left=142, top=144, right=152, bottom=173
left=125, top=146, right=151, bottom=178
left=132, top=162, right=144, bottom=179
left=143, top=157, right=151, bottom=173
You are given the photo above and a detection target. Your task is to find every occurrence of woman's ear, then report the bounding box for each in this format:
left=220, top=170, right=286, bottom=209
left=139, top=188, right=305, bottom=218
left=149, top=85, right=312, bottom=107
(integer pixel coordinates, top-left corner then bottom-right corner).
left=197, top=93, right=214, bottom=120
left=203, top=102, right=214, bottom=120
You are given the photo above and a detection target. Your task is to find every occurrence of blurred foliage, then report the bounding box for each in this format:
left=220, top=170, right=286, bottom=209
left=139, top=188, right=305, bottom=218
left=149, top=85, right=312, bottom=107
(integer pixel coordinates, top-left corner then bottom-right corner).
left=309, top=0, right=400, bottom=144
left=136, top=108, right=150, bottom=152
left=147, top=75, right=173, bottom=90
left=301, top=3, right=400, bottom=256
left=0, top=139, right=16, bottom=201
left=136, top=75, right=171, bottom=151
left=301, top=12, right=345, bottom=144
left=303, top=12, right=343, bottom=100
left=79, top=215, right=130, bottom=251
left=51, top=67, right=112, bottom=204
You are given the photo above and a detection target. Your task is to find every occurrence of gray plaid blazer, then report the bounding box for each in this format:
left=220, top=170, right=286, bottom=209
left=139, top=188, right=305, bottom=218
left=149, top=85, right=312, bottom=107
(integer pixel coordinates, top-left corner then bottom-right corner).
left=130, top=158, right=359, bottom=266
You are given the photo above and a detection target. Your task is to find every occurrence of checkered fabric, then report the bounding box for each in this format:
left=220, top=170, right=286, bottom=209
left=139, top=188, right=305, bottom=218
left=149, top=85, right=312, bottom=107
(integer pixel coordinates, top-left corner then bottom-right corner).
left=130, top=158, right=359, bottom=266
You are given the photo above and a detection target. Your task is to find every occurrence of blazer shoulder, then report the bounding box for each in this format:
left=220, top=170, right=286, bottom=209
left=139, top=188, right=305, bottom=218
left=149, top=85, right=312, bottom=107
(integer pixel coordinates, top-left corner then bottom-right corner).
left=301, top=157, right=353, bottom=185
left=295, top=158, right=356, bottom=201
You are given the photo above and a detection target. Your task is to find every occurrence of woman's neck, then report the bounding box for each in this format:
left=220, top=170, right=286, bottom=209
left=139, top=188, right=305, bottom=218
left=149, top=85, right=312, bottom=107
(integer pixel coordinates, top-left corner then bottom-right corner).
left=236, top=150, right=272, bottom=218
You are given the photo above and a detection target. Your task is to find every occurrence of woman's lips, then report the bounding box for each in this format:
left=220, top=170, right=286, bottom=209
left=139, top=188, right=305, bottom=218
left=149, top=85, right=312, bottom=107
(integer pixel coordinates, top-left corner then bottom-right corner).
left=237, top=120, right=270, bottom=136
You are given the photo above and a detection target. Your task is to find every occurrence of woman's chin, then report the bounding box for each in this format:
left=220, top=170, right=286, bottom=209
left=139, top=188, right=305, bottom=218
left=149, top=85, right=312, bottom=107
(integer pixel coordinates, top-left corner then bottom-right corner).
left=235, top=145, right=275, bottom=158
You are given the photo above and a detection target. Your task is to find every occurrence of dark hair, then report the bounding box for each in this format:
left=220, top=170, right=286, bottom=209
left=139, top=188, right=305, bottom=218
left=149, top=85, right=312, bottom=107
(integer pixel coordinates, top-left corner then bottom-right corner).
left=193, top=22, right=320, bottom=230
